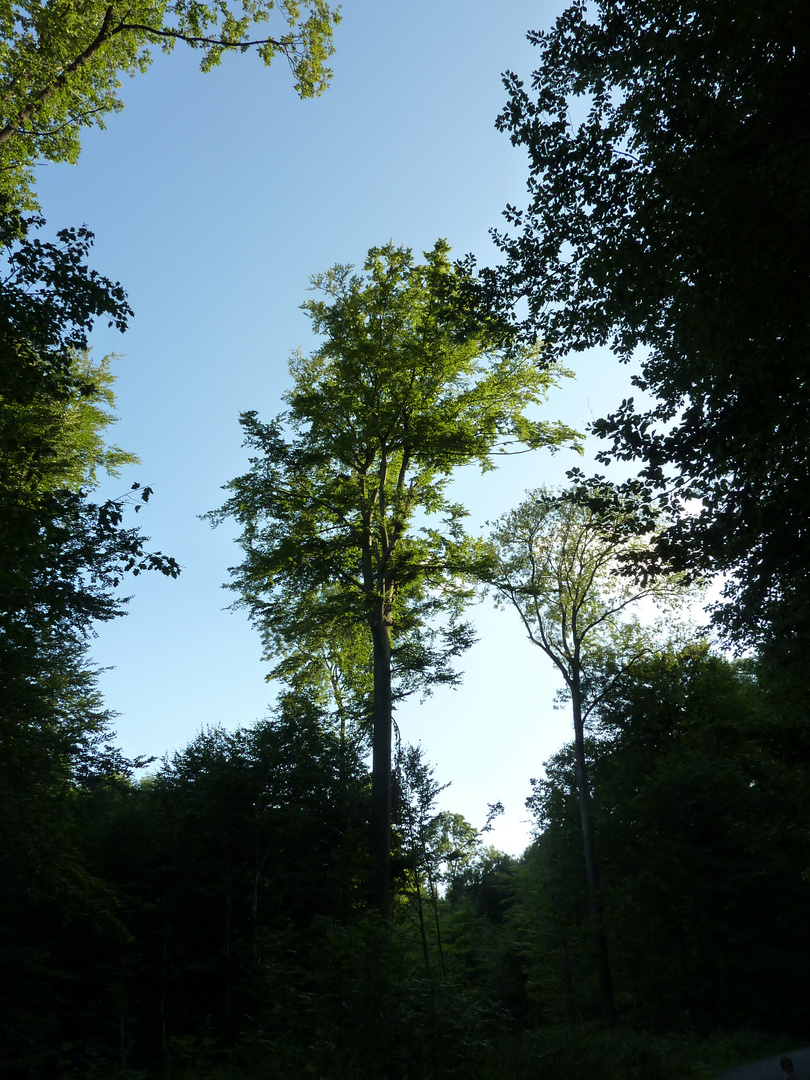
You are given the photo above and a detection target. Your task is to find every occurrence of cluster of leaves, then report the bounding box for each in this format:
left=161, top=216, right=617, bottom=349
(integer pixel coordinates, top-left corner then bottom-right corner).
left=4, top=0, right=808, bottom=1074
left=0, top=700, right=525, bottom=1080
left=0, top=210, right=179, bottom=726
left=0, top=0, right=340, bottom=205
left=489, top=0, right=810, bottom=656
left=2, top=639, right=807, bottom=1078
left=486, top=484, right=697, bottom=1025
left=0, top=706, right=364, bottom=1075
left=213, top=241, right=575, bottom=707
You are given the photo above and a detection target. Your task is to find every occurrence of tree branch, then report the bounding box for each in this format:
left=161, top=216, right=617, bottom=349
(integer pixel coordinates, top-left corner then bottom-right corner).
left=116, top=22, right=291, bottom=52
left=0, top=5, right=118, bottom=146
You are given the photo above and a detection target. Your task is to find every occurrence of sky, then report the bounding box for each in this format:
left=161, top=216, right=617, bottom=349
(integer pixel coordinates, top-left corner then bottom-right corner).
left=32, top=0, right=678, bottom=855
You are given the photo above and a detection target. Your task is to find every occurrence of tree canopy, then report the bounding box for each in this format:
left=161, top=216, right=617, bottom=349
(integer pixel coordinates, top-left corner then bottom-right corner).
left=0, top=210, right=183, bottom=1074
left=6, top=1, right=810, bottom=1068
left=490, top=0, right=810, bottom=655
left=0, top=0, right=339, bottom=205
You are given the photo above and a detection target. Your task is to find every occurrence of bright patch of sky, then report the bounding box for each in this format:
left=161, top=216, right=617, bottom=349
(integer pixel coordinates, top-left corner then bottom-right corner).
left=34, top=0, right=705, bottom=856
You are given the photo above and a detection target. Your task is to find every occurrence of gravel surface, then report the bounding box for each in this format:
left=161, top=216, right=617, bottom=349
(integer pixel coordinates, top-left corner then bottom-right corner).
left=712, top=1047, right=810, bottom=1080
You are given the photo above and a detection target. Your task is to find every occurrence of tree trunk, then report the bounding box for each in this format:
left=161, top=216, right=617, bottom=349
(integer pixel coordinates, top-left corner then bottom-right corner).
left=428, top=871, right=447, bottom=980
left=571, top=672, right=616, bottom=1027
left=370, top=596, right=393, bottom=920
left=224, top=857, right=233, bottom=1031
left=415, top=875, right=431, bottom=976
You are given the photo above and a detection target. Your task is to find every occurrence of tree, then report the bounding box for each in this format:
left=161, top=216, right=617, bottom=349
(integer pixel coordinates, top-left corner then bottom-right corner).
left=0, top=207, right=178, bottom=876
left=0, top=0, right=339, bottom=205
left=589, top=644, right=810, bottom=1033
left=490, top=0, right=810, bottom=657
left=0, top=212, right=179, bottom=725
left=0, top=211, right=183, bottom=1073
left=487, top=484, right=692, bottom=1024
left=48, top=703, right=371, bottom=1075
left=527, top=643, right=810, bottom=1033
left=211, top=240, right=577, bottom=918
left=3, top=349, right=136, bottom=492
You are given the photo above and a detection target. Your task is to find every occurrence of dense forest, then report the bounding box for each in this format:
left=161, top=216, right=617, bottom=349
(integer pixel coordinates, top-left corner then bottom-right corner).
left=1, top=1, right=809, bottom=1078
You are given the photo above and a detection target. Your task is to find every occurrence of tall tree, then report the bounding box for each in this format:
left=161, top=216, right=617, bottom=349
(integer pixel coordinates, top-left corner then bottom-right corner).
left=211, top=240, right=577, bottom=918
left=490, top=0, right=810, bottom=657
left=0, top=211, right=178, bottom=729
left=0, top=0, right=339, bottom=205
left=0, top=211, right=179, bottom=1072
left=487, top=484, right=692, bottom=1025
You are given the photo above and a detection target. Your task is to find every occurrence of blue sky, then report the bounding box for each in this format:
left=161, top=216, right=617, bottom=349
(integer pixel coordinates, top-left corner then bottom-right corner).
left=34, top=0, right=658, bottom=854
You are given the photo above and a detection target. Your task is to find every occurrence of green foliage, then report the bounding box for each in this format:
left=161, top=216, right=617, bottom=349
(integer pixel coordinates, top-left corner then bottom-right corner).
left=0, top=208, right=180, bottom=1074
left=71, top=707, right=370, bottom=1076
left=477, top=1025, right=694, bottom=1080
left=525, top=643, right=810, bottom=1034
left=64, top=715, right=519, bottom=1080
left=3, top=671, right=805, bottom=1076
left=211, top=239, right=577, bottom=914
left=0, top=211, right=178, bottom=726
left=0, top=692, right=147, bottom=1076
left=487, top=484, right=695, bottom=1023
left=269, top=606, right=374, bottom=746
left=0, top=208, right=177, bottom=729
left=213, top=240, right=574, bottom=697
left=1, top=350, right=137, bottom=493
left=489, top=0, right=810, bottom=655
left=214, top=242, right=575, bottom=693
left=487, top=485, right=692, bottom=715
left=0, top=210, right=131, bottom=403
left=0, top=0, right=340, bottom=205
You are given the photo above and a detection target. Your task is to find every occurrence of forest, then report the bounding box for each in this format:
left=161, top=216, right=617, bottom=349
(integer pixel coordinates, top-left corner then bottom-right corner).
left=1, top=1, right=808, bottom=1078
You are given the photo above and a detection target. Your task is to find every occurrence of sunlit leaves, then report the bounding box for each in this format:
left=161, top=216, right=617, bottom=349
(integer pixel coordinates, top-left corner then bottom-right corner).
left=0, top=0, right=340, bottom=204
left=212, top=240, right=577, bottom=707
left=487, top=484, right=696, bottom=717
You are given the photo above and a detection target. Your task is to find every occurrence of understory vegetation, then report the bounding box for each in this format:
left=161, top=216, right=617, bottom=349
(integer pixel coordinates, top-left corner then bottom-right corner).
left=1, top=644, right=807, bottom=1078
